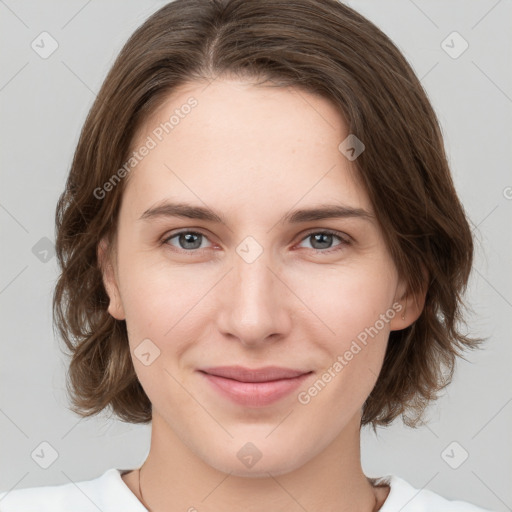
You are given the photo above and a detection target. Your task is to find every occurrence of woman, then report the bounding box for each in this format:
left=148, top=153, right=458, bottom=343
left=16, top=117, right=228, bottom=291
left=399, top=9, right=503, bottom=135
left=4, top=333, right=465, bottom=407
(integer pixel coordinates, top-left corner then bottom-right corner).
left=0, top=0, right=496, bottom=510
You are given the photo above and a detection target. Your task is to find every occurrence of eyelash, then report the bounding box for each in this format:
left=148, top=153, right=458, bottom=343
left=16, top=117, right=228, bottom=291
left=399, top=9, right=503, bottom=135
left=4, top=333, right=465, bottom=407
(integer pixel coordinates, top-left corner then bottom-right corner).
left=161, top=229, right=350, bottom=255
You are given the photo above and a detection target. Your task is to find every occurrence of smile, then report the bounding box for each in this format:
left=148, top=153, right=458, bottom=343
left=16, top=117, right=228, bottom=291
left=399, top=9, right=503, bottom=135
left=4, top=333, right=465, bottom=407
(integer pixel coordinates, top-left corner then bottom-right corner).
left=197, top=366, right=313, bottom=407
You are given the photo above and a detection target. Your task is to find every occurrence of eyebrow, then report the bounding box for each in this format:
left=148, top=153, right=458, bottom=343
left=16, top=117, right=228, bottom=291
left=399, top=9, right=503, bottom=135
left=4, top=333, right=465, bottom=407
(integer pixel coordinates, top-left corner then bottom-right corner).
left=138, top=201, right=373, bottom=224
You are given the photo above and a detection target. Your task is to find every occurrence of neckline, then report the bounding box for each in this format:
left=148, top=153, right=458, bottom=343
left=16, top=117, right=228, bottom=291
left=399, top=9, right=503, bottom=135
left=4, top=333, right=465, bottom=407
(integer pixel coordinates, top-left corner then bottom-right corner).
left=113, top=469, right=399, bottom=511
left=111, top=468, right=148, bottom=510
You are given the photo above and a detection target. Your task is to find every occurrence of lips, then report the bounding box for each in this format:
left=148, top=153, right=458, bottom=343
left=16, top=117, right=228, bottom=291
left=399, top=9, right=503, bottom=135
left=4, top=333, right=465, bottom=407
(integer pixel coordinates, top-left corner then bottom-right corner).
left=198, top=365, right=312, bottom=407
left=199, top=365, right=309, bottom=382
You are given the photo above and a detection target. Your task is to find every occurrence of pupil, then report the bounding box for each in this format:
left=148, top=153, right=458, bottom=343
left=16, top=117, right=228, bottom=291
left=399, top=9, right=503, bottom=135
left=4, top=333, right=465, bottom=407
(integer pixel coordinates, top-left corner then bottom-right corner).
left=181, top=233, right=201, bottom=249
left=312, top=233, right=332, bottom=249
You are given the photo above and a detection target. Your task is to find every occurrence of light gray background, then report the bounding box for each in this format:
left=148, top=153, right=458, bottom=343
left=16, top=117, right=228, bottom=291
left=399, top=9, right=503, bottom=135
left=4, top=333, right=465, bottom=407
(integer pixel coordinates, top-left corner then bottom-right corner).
left=1, top=0, right=511, bottom=510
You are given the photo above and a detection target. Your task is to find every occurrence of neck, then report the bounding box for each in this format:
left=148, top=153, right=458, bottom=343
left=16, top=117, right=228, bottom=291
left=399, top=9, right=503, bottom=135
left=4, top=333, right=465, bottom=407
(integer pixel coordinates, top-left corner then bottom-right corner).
left=130, top=411, right=386, bottom=512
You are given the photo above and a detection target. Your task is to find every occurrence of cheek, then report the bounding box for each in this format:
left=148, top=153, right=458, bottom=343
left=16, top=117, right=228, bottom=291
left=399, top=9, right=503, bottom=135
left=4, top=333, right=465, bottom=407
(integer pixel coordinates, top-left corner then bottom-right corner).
left=116, top=246, right=212, bottom=338
left=116, top=261, right=203, bottom=405
left=293, top=281, right=394, bottom=421
left=291, top=260, right=397, bottom=400
left=293, top=261, right=397, bottom=340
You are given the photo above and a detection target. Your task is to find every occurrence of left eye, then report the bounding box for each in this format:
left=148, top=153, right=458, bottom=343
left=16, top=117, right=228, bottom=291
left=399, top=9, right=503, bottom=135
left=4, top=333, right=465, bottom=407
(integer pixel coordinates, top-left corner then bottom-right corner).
left=297, top=231, right=347, bottom=252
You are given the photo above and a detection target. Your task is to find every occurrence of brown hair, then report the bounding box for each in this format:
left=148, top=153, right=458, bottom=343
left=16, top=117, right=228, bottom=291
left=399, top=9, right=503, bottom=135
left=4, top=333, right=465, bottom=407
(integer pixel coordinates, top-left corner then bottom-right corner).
left=53, top=0, right=482, bottom=429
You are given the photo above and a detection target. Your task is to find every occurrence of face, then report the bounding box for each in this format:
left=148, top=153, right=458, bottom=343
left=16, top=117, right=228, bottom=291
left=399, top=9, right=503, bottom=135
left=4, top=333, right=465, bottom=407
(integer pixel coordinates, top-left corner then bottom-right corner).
left=101, top=78, right=411, bottom=477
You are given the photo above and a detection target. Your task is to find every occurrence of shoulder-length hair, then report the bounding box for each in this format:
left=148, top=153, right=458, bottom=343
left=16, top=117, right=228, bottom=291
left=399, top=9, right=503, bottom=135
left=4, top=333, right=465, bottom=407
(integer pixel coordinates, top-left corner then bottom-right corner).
left=53, top=0, right=481, bottom=429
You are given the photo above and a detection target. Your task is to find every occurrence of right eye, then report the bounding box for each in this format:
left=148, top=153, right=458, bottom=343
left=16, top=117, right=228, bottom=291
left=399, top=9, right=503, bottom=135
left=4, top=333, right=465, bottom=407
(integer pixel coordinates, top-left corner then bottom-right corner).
left=162, top=230, right=214, bottom=252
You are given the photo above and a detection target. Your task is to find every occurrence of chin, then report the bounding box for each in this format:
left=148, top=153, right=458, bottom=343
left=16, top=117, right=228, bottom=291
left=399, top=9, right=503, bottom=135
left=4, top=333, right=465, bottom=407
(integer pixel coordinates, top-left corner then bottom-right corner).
left=200, top=438, right=311, bottom=478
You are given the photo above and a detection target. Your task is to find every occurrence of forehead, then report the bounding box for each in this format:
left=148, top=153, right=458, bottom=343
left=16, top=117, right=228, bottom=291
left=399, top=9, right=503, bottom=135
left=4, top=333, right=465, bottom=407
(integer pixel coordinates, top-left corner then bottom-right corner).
left=122, top=78, right=372, bottom=222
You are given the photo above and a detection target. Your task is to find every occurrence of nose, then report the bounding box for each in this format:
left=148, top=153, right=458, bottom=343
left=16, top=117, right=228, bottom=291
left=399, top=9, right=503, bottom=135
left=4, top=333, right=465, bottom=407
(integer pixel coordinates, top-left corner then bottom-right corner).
left=216, top=248, right=293, bottom=348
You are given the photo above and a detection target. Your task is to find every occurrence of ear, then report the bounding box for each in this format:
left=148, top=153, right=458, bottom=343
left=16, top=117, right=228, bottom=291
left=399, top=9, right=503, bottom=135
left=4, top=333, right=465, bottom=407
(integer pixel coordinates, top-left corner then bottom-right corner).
left=389, top=267, right=428, bottom=331
left=97, top=237, right=126, bottom=321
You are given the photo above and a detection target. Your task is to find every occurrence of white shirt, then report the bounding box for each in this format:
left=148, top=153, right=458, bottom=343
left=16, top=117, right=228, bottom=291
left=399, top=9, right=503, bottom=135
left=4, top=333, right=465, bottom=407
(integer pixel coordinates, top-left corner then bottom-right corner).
left=0, top=468, right=495, bottom=511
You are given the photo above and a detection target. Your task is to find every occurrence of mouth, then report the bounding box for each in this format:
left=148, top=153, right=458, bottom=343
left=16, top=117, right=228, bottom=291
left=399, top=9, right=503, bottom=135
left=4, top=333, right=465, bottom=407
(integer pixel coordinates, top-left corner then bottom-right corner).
left=197, top=366, right=313, bottom=407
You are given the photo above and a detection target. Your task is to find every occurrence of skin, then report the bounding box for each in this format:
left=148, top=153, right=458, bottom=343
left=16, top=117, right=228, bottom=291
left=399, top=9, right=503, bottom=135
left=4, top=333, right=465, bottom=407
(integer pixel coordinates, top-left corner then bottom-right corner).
left=99, top=77, right=425, bottom=512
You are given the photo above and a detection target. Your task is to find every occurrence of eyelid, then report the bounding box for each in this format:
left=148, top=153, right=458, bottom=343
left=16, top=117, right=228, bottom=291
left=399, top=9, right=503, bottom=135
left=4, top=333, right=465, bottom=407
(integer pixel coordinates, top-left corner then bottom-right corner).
left=161, top=228, right=216, bottom=248
left=294, top=228, right=351, bottom=253
left=161, top=227, right=351, bottom=253
left=298, top=227, right=351, bottom=243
